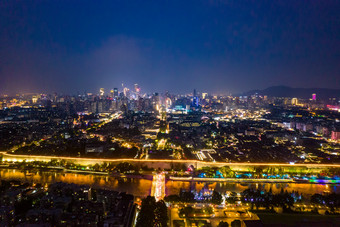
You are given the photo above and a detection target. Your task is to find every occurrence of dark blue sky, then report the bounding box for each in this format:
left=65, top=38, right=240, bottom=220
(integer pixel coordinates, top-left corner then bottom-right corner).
left=1, top=0, right=339, bottom=95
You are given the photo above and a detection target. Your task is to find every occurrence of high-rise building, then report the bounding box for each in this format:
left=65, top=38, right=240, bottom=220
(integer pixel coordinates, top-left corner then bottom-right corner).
left=192, top=89, right=199, bottom=107
left=99, top=88, right=105, bottom=96
left=123, top=87, right=130, bottom=98
left=134, top=84, right=141, bottom=93
left=98, top=101, right=103, bottom=113
left=312, top=93, right=316, bottom=101
left=114, top=88, right=118, bottom=98
left=32, top=96, right=38, bottom=103
left=291, top=98, right=298, bottom=105
left=331, top=131, right=340, bottom=141
left=202, top=93, right=208, bottom=99
left=110, top=89, right=114, bottom=98
left=165, top=97, right=172, bottom=109
left=153, top=93, right=160, bottom=111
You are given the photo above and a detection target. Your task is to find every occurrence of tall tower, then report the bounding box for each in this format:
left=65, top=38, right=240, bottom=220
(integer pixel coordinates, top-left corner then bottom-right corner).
left=192, top=89, right=199, bottom=107
left=312, top=93, right=316, bottom=101
left=114, top=88, right=118, bottom=98
left=134, top=84, right=141, bottom=99
left=134, top=84, right=140, bottom=93
left=123, top=87, right=130, bottom=98
left=291, top=98, right=298, bottom=105
left=99, top=88, right=105, bottom=96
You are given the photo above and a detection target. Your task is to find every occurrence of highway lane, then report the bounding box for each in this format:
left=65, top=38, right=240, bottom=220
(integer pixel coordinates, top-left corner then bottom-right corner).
left=1, top=151, right=340, bottom=168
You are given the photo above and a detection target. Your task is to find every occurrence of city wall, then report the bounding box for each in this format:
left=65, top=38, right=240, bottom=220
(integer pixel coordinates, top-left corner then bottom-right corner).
left=1, top=152, right=338, bottom=172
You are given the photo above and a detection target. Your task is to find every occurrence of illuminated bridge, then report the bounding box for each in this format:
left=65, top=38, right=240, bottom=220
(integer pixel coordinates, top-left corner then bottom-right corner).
left=151, top=172, right=165, bottom=201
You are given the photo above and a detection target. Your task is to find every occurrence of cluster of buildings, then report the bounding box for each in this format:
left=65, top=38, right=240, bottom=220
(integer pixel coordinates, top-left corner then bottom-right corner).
left=0, top=181, right=135, bottom=226
left=0, top=87, right=339, bottom=164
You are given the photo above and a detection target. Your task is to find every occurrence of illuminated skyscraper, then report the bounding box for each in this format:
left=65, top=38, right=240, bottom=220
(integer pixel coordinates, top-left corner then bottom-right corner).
left=291, top=98, right=298, bottom=105
left=192, top=89, right=199, bottom=107
left=99, top=88, right=105, bottom=96
left=202, top=93, right=208, bottom=99
left=32, top=96, right=38, bottom=103
left=153, top=93, right=160, bottom=111
left=165, top=97, right=172, bottom=109
left=123, top=87, right=130, bottom=97
left=312, top=93, right=316, bottom=100
left=114, top=88, right=118, bottom=98
left=110, top=89, right=114, bottom=98
left=134, top=84, right=141, bottom=93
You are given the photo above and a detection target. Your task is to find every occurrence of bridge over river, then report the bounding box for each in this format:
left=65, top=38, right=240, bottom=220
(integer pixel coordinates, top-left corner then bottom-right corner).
left=151, top=173, right=166, bottom=201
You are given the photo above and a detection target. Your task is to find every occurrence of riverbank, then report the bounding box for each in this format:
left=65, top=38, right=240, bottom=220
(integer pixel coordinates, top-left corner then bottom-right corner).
left=1, top=163, right=340, bottom=184
left=169, top=176, right=294, bottom=183
left=1, top=168, right=339, bottom=197
left=169, top=176, right=340, bottom=184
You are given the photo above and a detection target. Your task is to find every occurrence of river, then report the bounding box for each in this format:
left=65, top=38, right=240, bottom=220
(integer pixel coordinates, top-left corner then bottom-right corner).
left=1, top=168, right=339, bottom=198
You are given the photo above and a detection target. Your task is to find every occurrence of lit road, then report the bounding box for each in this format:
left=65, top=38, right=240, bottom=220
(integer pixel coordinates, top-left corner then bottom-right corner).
left=2, top=151, right=340, bottom=169
left=94, top=111, right=122, bottom=128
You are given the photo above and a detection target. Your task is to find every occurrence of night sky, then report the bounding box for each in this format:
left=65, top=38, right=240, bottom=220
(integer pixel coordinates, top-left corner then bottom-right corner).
left=1, top=0, right=339, bottom=95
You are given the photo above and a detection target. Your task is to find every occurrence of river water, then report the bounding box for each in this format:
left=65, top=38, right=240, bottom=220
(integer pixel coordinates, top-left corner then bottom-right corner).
left=1, top=169, right=339, bottom=197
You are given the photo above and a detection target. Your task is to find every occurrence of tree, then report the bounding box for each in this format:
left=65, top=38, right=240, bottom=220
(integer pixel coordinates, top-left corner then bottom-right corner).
left=115, top=162, right=134, bottom=173
left=136, top=197, right=168, bottom=227
left=311, top=194, right=324, bottom=205
left=155, top=200, right=168, bottom=227
left=218, top=221, right=229, bottom=227
left=211, top=190, right=222, bottom=205
left=136, top=196, right=156, bottom=227
left=231, top=220, right=241, bottom=227
left=179, top=191, right=195, bottom=203
left=164, top=194, right=180, bottom=203
left=93, top=163, right=100, bottom=171
left=220, top=166, right=235, bottom=178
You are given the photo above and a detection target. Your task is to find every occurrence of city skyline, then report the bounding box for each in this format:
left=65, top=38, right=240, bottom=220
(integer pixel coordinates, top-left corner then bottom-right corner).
left=1, top=1, right=340, bottom=95
left=1, top=1, right=340, bottom=226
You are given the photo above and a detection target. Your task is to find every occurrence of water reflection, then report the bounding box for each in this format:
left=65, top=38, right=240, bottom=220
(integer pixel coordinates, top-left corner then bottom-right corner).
left=1, top=169, right=339, bottom=198
left=0, top=169, right=152, bottom=197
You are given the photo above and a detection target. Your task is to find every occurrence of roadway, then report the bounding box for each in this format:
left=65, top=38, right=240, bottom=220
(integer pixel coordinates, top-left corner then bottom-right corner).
left=151, top=172, right=166, bottom=201
left=1, top=151, right=340, bottom=169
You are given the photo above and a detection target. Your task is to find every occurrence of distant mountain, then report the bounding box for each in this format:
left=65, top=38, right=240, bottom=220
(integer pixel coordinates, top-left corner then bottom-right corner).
left=240, top=86, right=340, bottom=99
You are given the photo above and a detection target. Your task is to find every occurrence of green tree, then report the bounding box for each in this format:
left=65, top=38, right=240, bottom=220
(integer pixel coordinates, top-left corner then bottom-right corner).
left=211, top=190, right=222, bottom=205
left=115, top=162, right=134, bottom=173
left=136, top=196, right=156, bottom=227
left=93, top=163, right=100, bottom=171
left=231, top=220, right=241, bottom=227
left=220, top=166, right=235, bottom=178
left=180, top=191, right=195, bottom=203
left=164, top=194, right=180, bottom=203
left=218, top=221, right=229, bottom=227
left=155, top=200, right=168, bottom=227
